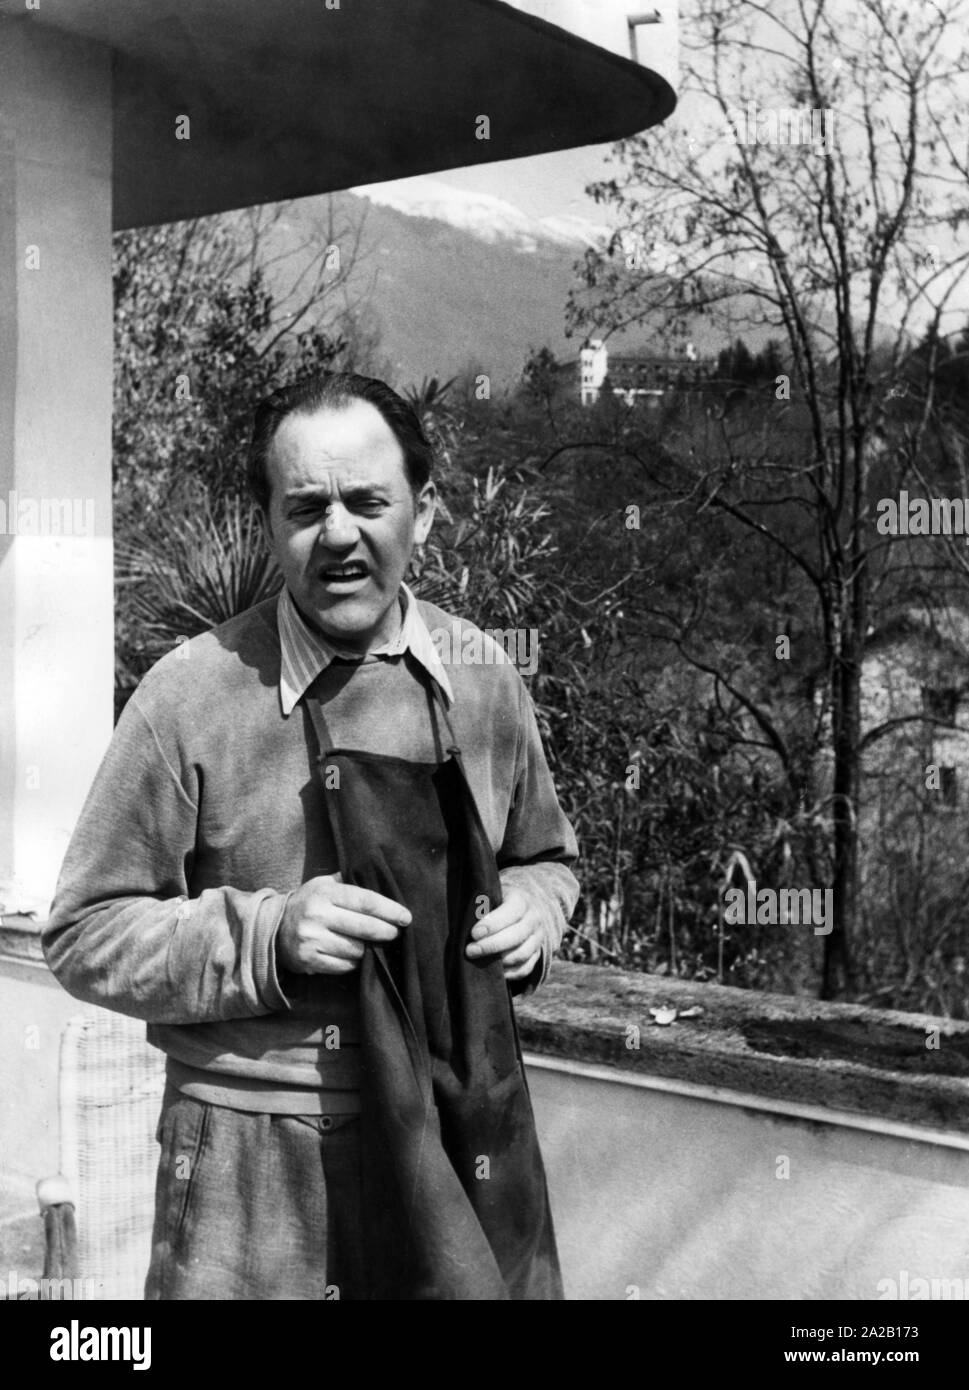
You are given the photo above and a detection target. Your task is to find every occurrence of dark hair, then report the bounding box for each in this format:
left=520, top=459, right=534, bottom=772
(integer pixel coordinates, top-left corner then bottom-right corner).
left=246, top=371, right=434, bottom=511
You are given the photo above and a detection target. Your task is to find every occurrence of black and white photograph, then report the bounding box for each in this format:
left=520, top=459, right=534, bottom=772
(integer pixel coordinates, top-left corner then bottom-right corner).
left=0, top=0, right=967, bottom=1349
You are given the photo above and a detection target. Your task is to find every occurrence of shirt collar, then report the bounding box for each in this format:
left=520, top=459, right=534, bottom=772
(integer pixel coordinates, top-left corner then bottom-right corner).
left=277, top=582, right=454, bottom=717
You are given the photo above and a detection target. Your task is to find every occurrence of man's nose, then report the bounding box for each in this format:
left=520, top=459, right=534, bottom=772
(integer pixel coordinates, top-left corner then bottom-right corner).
left=320, top=502, right=360, bottom=547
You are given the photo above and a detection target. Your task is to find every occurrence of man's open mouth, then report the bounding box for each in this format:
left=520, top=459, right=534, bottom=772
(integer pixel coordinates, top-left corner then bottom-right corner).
left=318, top=562, right=369, bottom=587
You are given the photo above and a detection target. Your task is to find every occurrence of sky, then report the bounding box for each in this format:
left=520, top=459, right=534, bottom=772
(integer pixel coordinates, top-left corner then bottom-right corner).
left=406, top=144, right=618, bottom=225
left=354, top=3, right=968, bottom=341
left=352, top=142, right=623, bottom=249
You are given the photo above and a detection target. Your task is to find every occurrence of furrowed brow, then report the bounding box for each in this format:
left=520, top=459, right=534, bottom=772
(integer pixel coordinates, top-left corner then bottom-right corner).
left=285, top=486, right=331, bottom=501
left=285, top=483, right=389, bottom=502
left=339, top=484, right=392, bottom=502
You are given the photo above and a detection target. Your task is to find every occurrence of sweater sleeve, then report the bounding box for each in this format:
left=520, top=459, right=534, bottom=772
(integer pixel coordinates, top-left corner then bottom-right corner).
left=42, top=695, right=291, bottom=1025
left=498, top=679, right=581, bottom=992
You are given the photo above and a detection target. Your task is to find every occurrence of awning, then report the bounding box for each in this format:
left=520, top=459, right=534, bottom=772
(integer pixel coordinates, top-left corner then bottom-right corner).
left=0, top=0, right=676, bottom=228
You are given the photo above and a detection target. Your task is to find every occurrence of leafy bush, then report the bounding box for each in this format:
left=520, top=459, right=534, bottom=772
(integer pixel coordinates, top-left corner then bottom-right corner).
left=114, top=490, right=282, bottom=711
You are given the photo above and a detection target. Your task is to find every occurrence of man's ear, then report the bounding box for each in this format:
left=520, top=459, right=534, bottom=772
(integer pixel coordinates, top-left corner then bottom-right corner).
left=414, top=481, right=437, bottom=544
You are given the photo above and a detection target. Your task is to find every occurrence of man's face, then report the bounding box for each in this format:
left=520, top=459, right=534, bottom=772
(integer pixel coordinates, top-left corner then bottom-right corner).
left=263, top=400, right=436, bottom=652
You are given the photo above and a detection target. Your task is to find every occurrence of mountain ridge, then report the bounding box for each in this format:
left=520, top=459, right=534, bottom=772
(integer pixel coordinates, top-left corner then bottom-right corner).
left=264, top=188, right=795, bottom=392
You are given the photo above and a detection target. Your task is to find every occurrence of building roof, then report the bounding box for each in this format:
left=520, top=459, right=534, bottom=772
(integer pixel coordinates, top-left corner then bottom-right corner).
left=0, top=0, right=676, bottom=229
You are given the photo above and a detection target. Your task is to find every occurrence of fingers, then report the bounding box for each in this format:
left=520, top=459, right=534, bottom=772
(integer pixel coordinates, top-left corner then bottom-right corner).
left=467, top=891, right=532, bottom=956
left=313, top=931, right=366, bottom=963
left=500, top=934, right=544, bottom=968
left=468, top=920, right=537, bottom=958
left=283, top=878, right=411, bottom=978
left=311, top=952, right=359, bottom=975
left=320, top=904, right=405, bottom=944
left=308, top=875, right=412, bottom=928
left=280, top=922, right=363, bottom=973
left=288, top=907, right=400, bottom=976
left=503, top=949, right=542, bottom=981
left=465, top=889, right=544, bottom=975
left=279, top=873, right=411, bottom=976
left=469, top=896, right=520, bottom=935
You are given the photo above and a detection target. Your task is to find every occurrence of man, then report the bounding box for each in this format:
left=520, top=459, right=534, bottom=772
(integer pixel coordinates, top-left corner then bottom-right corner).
left=44, top=371, right=580, bottom=1301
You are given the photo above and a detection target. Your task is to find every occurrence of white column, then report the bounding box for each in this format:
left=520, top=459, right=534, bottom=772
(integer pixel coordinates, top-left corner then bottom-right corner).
left=0, top=18, right=114, bottom=918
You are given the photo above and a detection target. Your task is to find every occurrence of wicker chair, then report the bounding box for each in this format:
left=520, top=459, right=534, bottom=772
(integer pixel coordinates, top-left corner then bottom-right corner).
left=36, top=1012, right=166, bottom=1301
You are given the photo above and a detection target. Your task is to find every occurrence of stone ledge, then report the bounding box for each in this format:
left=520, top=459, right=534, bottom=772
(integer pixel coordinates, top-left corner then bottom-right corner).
left=0, top=915, right=43, bottom=963
left=516, top=961, right=969, bottom=1136
left=7, top=926, right=968, bottom=1135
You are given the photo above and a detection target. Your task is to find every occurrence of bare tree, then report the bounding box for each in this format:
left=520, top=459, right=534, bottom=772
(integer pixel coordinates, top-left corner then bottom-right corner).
left=113, top=194, right=380, bottom=518
left=568, top=0, right=969, bottom=996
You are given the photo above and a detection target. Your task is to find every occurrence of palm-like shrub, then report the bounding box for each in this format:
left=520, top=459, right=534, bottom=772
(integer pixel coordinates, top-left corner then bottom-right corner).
left=115, top=491, right=281, bottom=707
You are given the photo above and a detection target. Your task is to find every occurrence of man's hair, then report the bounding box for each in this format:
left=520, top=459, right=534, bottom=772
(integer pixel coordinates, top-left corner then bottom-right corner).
left=246, top=371, right=434, bottom=511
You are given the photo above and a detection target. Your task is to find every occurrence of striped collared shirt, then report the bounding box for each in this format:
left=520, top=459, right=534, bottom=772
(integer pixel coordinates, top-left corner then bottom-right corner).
left=277, top=582, right=455, bottom=717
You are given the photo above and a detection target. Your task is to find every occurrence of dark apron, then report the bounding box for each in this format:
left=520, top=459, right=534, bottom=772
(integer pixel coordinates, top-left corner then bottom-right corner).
left=304, top=670, right=563, bottom=1301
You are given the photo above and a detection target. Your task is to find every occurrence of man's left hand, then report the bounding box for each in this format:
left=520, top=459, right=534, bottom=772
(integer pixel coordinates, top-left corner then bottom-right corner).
left=466, top=889, right=543, bottom=982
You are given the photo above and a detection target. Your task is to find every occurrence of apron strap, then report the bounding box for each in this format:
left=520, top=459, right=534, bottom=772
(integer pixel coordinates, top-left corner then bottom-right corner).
left=423, top=681, right=445, bottom=763
left=424, top=669, right=462, bottom=757
left=304, top=690, right=335, bottom=762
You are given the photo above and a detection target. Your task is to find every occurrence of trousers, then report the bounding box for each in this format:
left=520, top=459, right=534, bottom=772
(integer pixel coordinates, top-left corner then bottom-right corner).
left=144, top=1084, right=366, bottom=1300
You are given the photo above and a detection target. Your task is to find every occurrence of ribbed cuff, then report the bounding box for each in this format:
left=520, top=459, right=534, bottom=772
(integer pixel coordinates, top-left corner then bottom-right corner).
left=254, top=889, right=294, bottom=1012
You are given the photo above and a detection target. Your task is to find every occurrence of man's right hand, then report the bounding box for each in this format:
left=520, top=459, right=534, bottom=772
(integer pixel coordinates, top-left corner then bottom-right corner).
left=276, top=873, right=411, bottom=975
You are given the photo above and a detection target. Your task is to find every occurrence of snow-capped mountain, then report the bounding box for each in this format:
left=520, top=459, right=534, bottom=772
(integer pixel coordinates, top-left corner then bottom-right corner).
left=352, top=177, right=609, bottom=253
left=263, top=188, right=780, bottom=392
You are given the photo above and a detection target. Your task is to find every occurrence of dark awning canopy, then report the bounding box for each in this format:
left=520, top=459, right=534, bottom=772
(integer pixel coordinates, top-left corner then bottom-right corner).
left=0, top=0, right=675, bottom=229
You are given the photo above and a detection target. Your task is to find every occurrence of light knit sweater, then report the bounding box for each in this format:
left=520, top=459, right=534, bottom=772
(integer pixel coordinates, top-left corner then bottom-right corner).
left=44, top=596, right=580, bottom=1112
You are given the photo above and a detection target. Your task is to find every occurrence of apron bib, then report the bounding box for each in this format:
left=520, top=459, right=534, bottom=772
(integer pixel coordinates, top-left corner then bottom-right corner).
left=304, top=673, right=563, bottom=1301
